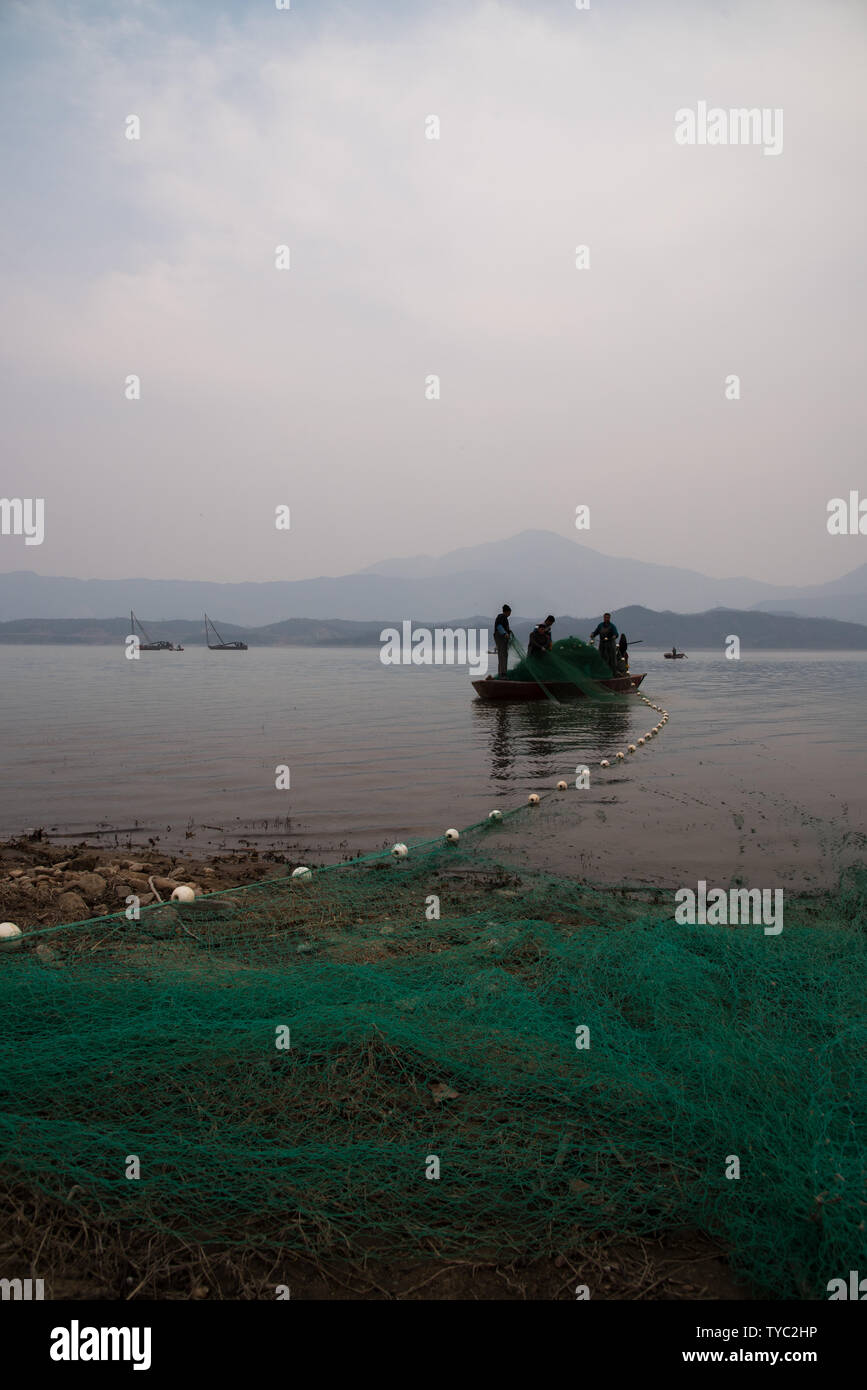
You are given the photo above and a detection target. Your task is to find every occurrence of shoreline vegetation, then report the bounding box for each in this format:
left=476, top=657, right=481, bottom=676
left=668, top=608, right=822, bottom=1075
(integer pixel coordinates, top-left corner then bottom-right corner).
left=0, top=605, right=866, bottom=648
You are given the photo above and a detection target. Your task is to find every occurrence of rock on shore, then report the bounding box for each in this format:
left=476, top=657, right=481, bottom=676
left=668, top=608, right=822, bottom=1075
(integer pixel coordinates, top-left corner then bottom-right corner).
left=0, top=835, right=305, bottom=932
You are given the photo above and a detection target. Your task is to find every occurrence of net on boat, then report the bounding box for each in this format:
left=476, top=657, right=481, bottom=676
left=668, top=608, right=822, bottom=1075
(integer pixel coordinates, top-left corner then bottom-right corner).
left=504, top=635, right=623, bottom=700
left=0, top=817, right=865, bottom=1300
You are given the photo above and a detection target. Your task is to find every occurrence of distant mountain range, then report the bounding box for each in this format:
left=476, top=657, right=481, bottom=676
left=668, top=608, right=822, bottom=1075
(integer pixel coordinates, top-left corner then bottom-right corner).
left=2, top=606, right=865, bottom=650
left=1, top=530, right=865, bottom=625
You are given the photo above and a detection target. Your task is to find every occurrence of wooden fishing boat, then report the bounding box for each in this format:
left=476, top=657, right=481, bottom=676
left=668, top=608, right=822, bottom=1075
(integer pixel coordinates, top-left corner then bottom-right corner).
left=472, top=672, right=646, bottom=702
left=663, top=651, right=687, bottom=659
left=204, top=613, right=248, bottom=650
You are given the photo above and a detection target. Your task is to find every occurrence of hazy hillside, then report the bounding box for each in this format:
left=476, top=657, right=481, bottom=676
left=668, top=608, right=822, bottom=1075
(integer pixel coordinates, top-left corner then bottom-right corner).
left=754, top=563, right=867, bottom=625
left=546, top=607, right=867, bottom=650
left=1, top=533, right=864, bottom=624
left=2, top=606, right=866, bottom=650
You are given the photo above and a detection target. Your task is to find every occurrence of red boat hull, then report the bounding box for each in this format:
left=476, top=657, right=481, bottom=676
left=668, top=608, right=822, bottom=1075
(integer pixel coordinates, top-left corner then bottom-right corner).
left=472, top=673, right=646, bottom=701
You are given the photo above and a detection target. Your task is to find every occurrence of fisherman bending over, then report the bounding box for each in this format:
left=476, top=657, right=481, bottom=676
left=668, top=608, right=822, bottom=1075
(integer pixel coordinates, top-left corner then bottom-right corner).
left=494, top=604, right=512, bottom=677
left=528, top=615, right=555, bottom=657
left=589, top=613, right=619, bottom=673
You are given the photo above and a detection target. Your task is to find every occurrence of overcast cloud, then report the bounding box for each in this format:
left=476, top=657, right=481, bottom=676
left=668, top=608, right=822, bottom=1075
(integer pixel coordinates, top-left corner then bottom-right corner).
left=1, top=0, right=865, bottom=585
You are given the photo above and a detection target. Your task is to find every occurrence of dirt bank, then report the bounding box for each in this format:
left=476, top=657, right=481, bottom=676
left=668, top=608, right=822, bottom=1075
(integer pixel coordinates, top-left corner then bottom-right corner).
left=0, top=830, right=315, bottom=931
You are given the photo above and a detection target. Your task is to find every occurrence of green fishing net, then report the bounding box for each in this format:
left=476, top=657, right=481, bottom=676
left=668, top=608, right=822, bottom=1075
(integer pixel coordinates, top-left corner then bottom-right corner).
left=505, top=635, right=622, bottom=699
left=0, top=820, right=864, bottom=1300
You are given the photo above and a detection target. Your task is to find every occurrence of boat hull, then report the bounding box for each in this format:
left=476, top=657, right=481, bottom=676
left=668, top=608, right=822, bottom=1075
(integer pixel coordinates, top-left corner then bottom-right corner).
left=472, top=672, right=646, bottom=702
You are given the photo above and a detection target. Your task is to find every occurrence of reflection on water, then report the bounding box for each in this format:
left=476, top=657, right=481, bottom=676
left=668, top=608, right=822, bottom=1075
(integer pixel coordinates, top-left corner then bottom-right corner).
left=475, top=698, right=636, bottom=783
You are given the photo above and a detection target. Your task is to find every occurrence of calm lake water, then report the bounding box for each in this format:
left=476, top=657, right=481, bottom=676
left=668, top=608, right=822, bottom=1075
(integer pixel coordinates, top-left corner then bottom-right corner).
left=1, top=646, right=864, bottom=887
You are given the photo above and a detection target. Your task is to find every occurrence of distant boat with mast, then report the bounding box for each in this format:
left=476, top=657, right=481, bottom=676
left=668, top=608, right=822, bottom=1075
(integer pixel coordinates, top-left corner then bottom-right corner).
left=130, top=610, right=182, bottom=651
left=204, top=613, right=248, bottom=651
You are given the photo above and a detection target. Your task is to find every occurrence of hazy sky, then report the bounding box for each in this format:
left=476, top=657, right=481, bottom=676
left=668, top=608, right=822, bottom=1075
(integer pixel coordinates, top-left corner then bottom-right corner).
left=1, top=0, right=865, bottom=586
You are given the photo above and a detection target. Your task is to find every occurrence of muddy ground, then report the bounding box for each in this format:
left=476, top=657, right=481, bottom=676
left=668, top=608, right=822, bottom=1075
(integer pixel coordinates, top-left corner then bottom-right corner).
left=0, top=830, right=305, bottom=933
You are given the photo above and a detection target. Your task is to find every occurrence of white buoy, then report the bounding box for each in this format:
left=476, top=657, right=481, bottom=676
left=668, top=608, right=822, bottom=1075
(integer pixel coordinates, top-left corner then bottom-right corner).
left=556, top=780, right=568, bottom=790
left=171, top=884, right=196, bottom=902
left=392, top=843, right=408, bottom=859
left=488, top=809, right=503, bottom=822
left=600, top=759, right=610, bottom=768
left=0, top=922, right=23, bottom=951
left=637, top=738, right=645, bottom=746
left=628, top=744, right=637, bottom=753
left=445, top=828, right=460, bottom=843
left=292, top=866, right=312, bottom=879
left=615, top=751, right=624, bottom=760
left=528, top=793, right=540, bottom=805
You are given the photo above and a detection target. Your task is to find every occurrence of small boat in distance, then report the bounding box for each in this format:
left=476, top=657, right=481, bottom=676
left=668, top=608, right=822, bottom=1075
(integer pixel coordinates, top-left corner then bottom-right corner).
left=204, top=613, right=248, bottom=651
left=130, top=610, right=181, bottom=651
left=664, top=647, right=687, bottom=660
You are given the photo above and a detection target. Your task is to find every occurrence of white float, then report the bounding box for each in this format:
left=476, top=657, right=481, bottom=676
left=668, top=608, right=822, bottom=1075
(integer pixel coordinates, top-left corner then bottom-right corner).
left=0, top=922, right=23, bottom=951
left=170, top=885, right=196, bottom=902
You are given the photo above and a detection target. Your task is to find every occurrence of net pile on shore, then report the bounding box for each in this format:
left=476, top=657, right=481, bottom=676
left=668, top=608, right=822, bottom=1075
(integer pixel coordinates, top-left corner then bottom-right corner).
left=505, top=636, right=620, bottom=698
left=0, top=830, right=864, bottom=1299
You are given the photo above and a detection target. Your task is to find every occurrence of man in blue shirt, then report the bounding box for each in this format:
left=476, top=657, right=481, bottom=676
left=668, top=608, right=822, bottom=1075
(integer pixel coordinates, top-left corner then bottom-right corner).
left=589, top=612, right=619, bottom=673
left=493, top=605, right=512, bottom=676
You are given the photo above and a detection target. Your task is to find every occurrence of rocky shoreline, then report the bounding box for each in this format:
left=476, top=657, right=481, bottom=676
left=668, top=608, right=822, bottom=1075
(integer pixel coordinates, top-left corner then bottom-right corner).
left=0, top=832, right=308, bottom=931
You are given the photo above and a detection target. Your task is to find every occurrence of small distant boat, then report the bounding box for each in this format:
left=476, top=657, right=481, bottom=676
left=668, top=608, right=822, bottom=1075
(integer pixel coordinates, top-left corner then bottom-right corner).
left=204, top=613, right=248, bottom=651
left=664, top=649, right=687, bottom=660
left=130, top=610, right=181, bottom=651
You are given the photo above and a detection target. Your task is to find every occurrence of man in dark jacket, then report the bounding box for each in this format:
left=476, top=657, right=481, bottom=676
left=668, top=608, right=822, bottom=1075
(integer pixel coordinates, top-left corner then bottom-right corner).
left=493, top=605, right=512, bottom=677
left=528, top=615, right=555, bottom=657
left=589, top=613, right=619, bottom=673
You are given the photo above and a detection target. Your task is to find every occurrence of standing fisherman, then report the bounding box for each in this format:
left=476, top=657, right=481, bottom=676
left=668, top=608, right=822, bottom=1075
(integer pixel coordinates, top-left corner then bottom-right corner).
left=493, top=604, right=512, bottom=677
left=589, top=612, right=619, bottom=674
